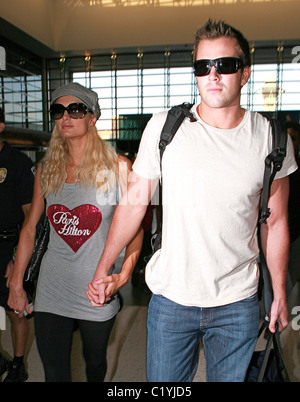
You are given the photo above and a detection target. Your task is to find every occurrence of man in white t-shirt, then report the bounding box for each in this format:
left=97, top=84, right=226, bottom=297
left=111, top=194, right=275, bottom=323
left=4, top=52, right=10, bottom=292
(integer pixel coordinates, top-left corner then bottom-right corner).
left=87, top=20, right=298, bottom=382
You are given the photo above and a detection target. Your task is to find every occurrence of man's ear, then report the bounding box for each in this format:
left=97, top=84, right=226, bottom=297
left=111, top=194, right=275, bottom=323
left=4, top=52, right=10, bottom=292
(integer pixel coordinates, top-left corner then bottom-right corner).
left=241, top=65, right=251, bottom=88
left=0, top=122, right=5, bottom=134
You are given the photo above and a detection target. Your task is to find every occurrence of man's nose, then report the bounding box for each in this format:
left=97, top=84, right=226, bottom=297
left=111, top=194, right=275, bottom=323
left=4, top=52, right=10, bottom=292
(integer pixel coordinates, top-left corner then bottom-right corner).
left=208, top=65, right=220, bottom=79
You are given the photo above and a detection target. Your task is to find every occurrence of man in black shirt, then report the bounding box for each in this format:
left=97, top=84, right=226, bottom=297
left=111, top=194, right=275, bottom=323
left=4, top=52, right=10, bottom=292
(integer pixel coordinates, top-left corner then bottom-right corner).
left=0, top=107, right=35, bottom=381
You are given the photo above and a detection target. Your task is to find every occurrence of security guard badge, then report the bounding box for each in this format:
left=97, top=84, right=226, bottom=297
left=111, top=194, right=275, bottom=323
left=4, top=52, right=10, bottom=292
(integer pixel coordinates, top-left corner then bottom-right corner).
left=0, top=168, right=7, bottom=183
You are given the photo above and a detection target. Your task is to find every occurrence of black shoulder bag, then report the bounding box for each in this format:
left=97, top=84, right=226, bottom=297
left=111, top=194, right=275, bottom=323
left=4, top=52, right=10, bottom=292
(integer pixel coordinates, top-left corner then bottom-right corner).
left=245, top=319, right=290, bottom=382
left=13, top=205, right=50, bottom=282
left=247, top=119, right=291, bottom=382
left=24, top=208, right=50, bottom=282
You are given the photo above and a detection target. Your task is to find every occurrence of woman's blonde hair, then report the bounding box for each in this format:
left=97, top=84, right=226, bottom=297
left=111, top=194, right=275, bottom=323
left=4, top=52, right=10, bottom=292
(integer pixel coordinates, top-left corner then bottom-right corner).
left=40, top=124, right=118, bottom=197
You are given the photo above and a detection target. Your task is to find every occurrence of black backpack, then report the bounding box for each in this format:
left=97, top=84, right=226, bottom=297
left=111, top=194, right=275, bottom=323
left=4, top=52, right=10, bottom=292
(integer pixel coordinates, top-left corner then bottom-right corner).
left=149, top=102, right=288, bottom=315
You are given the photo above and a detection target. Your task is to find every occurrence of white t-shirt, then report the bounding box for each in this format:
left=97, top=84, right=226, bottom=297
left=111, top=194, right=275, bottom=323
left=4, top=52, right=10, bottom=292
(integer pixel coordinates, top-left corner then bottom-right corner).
left=133, top=105, right=298, bottom=307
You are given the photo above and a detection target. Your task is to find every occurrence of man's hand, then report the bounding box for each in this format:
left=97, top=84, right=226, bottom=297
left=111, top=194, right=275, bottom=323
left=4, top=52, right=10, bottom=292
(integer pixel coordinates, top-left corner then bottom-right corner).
left=86, top=274, right=122, bottom=307
left=86, top=280, right=107, bottom=307
left=269, top=297, right=289, bottom=333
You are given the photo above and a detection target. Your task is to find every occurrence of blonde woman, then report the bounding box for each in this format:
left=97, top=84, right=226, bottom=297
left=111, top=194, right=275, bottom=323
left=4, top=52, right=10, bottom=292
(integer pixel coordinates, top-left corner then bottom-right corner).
left=7, top=83, right=143, bottom=382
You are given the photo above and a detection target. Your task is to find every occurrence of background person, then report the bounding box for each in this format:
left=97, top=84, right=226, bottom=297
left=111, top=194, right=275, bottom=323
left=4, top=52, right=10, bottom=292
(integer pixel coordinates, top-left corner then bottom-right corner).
left=0, top=106, right=35, bottom=382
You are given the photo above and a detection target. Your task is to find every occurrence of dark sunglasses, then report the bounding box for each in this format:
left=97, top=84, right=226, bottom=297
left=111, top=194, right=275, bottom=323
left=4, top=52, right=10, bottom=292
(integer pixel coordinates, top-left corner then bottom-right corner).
left=50, top=102, right=91, bottom=120
left=194, top=57, right=243, bottom=77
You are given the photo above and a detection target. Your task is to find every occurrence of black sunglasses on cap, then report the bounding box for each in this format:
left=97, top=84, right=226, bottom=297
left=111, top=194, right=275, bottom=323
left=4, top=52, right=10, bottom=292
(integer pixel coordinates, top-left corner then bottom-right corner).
left=50, top=102, right=92, bottom=120
left=194, top=57, right=243, bottom=77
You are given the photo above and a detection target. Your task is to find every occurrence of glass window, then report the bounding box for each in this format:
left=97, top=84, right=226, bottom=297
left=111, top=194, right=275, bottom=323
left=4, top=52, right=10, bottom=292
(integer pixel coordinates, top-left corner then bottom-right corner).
left=1, top=74, right=43, bottom=129
left=73, top=59, right=300, bottom=142
left=241, top=63, right=300, bottom=112
left=2, top=45, right=300, bottom=139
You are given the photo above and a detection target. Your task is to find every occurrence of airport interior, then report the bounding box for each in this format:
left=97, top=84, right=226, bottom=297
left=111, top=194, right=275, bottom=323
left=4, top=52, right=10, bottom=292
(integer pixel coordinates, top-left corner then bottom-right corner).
left=0, top=0, right=299, bottom=382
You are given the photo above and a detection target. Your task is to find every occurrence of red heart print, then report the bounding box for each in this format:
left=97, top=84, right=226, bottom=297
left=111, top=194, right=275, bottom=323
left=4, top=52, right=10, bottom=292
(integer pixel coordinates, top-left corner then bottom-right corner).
left=47, top=204, right=102, bottom=252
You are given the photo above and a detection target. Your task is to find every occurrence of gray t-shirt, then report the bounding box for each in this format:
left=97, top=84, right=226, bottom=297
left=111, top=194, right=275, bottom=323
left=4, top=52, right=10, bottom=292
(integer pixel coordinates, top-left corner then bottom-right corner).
left=35, top=182, right=121, bottom=321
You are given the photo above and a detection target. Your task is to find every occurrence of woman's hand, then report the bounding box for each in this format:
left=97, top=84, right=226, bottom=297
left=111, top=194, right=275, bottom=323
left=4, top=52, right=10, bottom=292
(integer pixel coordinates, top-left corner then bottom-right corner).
left=6, top=261, right=29, bottom=316
left=7, top=283, right=30, bottom=317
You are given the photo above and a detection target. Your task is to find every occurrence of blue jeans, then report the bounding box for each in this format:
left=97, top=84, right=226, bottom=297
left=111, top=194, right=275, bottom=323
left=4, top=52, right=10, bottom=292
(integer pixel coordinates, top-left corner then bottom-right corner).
left=147, top=293, right=259, bottom=382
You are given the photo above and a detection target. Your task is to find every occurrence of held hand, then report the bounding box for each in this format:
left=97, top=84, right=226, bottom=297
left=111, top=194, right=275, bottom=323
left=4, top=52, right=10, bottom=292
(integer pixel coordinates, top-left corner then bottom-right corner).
left=268, top=298, right=289, bottom=333
left=95, top=274, right=121, bottom=301
left=86, top=281, right=107, bottom=307
left=86, top=274, right=121, bottom=307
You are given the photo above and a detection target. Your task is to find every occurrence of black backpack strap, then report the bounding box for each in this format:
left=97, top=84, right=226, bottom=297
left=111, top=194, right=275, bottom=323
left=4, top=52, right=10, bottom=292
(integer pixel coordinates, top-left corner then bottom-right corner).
left=144, top=102, right=196, bottom=261
left=159, top=102, right=196, bottom=169
left=259, top=119, right=287, bottom=224
left=258, top=119, right=287, bottom=315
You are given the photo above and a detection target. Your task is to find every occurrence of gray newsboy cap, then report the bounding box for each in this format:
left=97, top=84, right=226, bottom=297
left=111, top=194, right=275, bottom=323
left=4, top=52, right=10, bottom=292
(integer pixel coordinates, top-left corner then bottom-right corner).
left=51, top=82, right=101, bottom=120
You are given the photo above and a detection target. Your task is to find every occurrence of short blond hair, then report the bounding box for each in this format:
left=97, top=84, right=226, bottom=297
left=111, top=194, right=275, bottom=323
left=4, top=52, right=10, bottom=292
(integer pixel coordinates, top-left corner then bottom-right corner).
left=193, top=19, right=251, bottom=67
